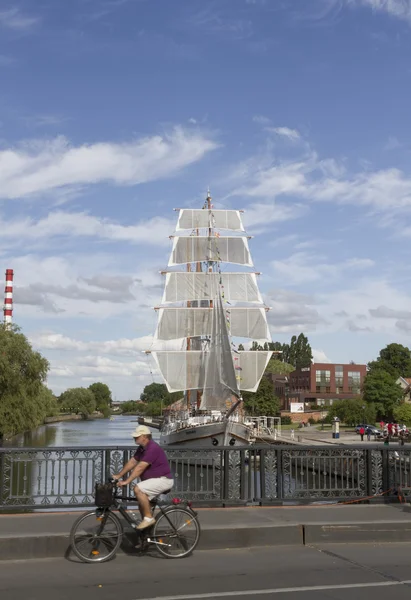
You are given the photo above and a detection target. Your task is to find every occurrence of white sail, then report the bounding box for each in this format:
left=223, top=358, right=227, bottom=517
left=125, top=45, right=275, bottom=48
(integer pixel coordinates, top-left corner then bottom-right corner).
left=156, top=307, right=270, bottom=341
left=176, top=209, right=245, bottom=232
left=151, top=351, right=205, bottom=392
left=152, top=350, right=272, bottom=393
left=200, top=294, right=240, bottom=411
left=162, top=272, right=263, bottom=304
left=168, top=236, right=253, bottom=267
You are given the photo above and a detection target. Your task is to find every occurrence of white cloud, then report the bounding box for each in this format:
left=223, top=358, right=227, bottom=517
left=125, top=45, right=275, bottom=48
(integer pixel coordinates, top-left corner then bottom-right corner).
left=347, top=0, right=411, bottom=24
left=271, top=252, right=374, bottom=285
left=369, top=305, right=411, bottom=319
left=1, top=253, right=164, bottom=320
left=231, top=138, right=411, bottom=217
left=312, top=349, right=331, bottom=363
left=318, top=279, right=411, bottom=336
left=252, top=115, right=271, bottom=126
left=0, top=127, right=218, bottom=200
left=265, top=288, right=325, bottom=333
left=346, top=319, right=373, bottom=332
left=242, top=202, right=308, bottom=230
left=270, top=127, right=301, bottom=141
left=0, top=8, right=39, bottom=30
left=0, top=211, right=175, bottom=247
left=30, top=332, right=154, bottom=357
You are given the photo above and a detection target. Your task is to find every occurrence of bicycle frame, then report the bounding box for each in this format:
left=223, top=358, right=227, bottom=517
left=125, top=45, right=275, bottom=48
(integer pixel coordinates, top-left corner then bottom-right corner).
left=96, top=485, right=198, bottom=548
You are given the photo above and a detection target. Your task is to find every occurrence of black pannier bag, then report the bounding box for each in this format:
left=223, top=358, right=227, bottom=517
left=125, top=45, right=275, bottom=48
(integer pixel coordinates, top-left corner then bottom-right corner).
left=94, top=482, right=114, bottom=506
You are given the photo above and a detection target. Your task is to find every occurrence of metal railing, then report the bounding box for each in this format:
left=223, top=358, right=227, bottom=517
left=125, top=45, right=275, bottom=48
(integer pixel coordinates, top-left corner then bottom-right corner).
left=0, top=445, right=410, bottom=510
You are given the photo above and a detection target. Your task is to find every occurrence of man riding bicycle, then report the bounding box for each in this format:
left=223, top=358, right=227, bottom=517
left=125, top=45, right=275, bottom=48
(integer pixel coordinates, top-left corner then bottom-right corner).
left=113, top=425, right=173, bottom=530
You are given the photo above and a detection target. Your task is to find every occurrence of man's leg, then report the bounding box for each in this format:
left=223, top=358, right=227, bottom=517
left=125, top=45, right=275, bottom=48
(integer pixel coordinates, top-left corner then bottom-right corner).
left=134, top=485, right=152, bottom=519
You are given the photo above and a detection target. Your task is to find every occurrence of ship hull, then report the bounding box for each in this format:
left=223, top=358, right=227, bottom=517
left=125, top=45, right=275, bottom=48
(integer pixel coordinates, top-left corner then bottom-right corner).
left=160, top=419, right=252, bottom=448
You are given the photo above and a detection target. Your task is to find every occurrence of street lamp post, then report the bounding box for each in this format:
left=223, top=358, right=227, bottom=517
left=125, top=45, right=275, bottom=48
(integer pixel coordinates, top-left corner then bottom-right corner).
left=362, top=404, right=365, bottom=425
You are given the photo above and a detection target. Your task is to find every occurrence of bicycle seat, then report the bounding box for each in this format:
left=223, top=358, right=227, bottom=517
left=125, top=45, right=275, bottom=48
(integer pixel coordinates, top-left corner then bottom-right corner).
left=149, top=489, right=173, bottom=505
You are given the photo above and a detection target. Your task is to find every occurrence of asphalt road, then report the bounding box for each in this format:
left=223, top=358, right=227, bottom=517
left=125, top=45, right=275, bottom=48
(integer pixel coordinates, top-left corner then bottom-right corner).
left=2, top=543, right=411, bottom=600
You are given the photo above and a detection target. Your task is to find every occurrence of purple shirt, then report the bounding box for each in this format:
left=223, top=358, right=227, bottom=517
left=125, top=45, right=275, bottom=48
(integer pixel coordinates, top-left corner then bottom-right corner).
left=134, top=440, right=172, bottom=481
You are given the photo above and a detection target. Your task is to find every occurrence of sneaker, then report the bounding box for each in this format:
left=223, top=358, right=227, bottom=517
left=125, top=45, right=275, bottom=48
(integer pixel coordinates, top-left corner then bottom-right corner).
left=136, top=517, right=155, bottom=530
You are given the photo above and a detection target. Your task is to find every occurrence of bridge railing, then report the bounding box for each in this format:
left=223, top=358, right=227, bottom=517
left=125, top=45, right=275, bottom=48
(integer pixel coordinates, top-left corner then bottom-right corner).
left=0, top=445, right=409, bottom=509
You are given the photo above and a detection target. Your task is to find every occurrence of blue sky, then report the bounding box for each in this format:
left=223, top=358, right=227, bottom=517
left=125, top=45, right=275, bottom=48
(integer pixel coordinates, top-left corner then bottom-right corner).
left=2, top=0, right=411, bottom=400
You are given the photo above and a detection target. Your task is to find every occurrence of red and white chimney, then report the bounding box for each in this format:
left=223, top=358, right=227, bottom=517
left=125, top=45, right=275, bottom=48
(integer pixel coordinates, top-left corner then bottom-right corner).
left=3, top=269, right=14, bottom=327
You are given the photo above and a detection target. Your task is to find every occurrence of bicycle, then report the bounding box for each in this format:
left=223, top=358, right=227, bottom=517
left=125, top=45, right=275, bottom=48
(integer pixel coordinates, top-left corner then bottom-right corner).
left=69, top=478, right=201, bottom=562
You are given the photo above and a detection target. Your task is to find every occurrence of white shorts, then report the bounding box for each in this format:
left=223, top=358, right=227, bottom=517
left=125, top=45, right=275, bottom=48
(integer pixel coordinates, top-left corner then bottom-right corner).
left=136, top=477, right=174, bottom=500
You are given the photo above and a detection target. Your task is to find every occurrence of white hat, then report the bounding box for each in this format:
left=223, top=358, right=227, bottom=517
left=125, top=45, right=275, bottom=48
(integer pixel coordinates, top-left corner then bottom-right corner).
left=131, top=425, right=151, bottom=438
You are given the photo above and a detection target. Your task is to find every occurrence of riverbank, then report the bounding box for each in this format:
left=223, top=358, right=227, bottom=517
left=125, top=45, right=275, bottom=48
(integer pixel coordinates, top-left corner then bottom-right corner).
left=44, top=414, right=105, bottom=424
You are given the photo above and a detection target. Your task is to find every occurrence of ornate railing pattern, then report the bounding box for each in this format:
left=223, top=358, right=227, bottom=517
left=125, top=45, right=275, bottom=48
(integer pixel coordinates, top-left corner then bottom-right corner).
left=0, top=445, right=410, bottom=509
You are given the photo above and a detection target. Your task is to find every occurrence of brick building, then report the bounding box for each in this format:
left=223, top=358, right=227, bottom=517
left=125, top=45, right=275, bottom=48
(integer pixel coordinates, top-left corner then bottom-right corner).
left=287, top=363, right=367, bottom=409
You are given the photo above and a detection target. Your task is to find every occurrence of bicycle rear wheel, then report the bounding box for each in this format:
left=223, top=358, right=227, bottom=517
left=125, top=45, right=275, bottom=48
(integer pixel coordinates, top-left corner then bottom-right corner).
left=70, top=510, right=123, bottom=563
left=152, top=507, right=200, bottom=559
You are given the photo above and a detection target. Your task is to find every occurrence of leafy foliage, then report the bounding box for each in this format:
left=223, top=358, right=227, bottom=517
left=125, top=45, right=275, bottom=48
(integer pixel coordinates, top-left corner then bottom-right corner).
left=362, top=369, right=403, bottom=419
left=393, top=404, right=411, bottom=426
left=140, top=382, right=180, bottom=406
left=0, top=324, right=57, bottom=437
left=368, top=343, right=411, bottom=379
left=326, top=398, right=376, bottom=426
left=265, top=359, right=295, bottom=375
left=59, top=387, right=96, bottom=419
left=282, top=334, right=313, bottom=369
left=250, top=333, right=312, bottom=370
left=121, top=400, right=140, bottom=414
left=243, top=377, right=280, bottom=416
left=88, top=382, right=112, bottom=417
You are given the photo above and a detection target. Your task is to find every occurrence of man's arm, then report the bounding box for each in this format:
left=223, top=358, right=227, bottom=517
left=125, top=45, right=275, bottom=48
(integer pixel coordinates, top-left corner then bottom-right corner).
left=121, top=461, right=150, bottom=485
left=113, top=456, right=138, bottom=480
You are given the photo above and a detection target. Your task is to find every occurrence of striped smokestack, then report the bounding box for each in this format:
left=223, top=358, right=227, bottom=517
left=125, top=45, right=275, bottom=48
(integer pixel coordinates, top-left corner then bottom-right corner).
left=3, top=269, right=14, bottom=327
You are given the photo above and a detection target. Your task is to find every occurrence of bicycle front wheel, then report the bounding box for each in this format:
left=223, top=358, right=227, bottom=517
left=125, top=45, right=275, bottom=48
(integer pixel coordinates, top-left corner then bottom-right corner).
left=70, top=510, right=123, bottom=563
left=152, top=507, right=200, bottom=559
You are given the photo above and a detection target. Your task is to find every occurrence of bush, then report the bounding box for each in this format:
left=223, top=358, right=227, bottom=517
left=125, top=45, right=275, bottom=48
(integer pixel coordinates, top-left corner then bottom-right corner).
left=281, top=416, right=292, bottom=425
left=308, top=417, right=316, bottom=425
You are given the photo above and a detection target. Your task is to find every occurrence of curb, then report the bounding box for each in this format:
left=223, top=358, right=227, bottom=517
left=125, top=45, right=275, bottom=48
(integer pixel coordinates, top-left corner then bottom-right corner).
left=2, top=522, right=411, bottom=560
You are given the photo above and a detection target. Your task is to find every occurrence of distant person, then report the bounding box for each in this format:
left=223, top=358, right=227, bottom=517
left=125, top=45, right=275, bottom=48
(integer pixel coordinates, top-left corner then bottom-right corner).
left=290, top=428, right=295, bottom=441
left=113, top=425, right=173, bottom=530
left=366, top=427, right=371, bottom=442
left=359, top=426, right=365, bottom=442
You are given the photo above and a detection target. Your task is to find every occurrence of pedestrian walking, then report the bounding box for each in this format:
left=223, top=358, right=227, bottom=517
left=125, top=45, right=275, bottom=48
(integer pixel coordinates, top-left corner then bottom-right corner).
left=366, top=427, right=371, bottom=442
left=290, top=429, right=295, bottom=441
left=359, top=426, right=365, bottom=441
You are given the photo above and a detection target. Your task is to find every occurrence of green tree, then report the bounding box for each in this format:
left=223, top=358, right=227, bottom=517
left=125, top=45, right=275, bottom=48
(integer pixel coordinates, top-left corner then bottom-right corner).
left=268, top=341, right=283, bottom=353
left=140, top=382, right=179, bottom=407
left=327, top=398, right=376, bottom=426
left=121, top=400, right=140, bottom=414
left=368, top=343, right=411, bottom=379
left=59, top=387, right=96, bottom=419
left=243, top=377, right=280, bottom=416
left=362, top=370, right=403, bottom=419
left=393, top=404, right=411, bottom=426
left=0, top=324, right=56, bottom=438
left=250, top=341, right=263, bottom=351
left=293, top=333, right=313, bottom=369
left=237, top=344, right=245, bottom=351
left=265, top=359, right=295, bottom=375
left=88, top=382, right=112, bottom=416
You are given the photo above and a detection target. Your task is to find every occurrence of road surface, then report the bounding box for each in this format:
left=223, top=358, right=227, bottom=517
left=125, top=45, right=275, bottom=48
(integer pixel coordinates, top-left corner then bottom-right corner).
left=1, top=543, right=411, bottom=600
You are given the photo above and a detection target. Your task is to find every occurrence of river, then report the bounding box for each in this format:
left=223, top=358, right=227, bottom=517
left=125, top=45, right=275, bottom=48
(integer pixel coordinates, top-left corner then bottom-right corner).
left=1, top=415, right=159, bottom=449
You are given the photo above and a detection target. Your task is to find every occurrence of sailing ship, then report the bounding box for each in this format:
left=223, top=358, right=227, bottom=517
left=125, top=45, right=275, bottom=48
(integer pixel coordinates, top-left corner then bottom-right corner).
left=147, top=192, right=273, bottom=447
